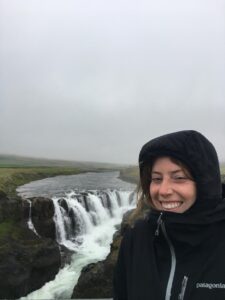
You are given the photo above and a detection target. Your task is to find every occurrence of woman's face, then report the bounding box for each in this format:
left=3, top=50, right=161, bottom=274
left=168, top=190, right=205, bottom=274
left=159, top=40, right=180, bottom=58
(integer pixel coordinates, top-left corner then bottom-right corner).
left=149, top=157, right=196, bottom=213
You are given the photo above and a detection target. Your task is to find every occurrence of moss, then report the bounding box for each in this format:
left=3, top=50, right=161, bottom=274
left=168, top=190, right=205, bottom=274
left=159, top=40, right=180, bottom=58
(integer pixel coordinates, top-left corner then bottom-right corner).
left=0, top=220, right=14, bottom=239
left=0, top=220, right=41, bottom=249
left=0, top=220, right=30, bottom=240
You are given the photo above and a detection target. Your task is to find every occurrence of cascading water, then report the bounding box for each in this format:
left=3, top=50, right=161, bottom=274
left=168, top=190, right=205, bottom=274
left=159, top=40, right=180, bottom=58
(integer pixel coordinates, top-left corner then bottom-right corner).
left=18, top=171, right=136, bottom=299
left=26, top=199, right=40, bottom=237
left=50, top=190, right=135, bottom=251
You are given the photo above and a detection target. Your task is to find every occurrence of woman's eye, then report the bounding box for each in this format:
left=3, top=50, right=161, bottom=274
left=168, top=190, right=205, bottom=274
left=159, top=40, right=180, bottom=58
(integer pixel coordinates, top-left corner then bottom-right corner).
left=151, top=178, right=162, bottom=183
left=174, top=176, right=187, bottom=180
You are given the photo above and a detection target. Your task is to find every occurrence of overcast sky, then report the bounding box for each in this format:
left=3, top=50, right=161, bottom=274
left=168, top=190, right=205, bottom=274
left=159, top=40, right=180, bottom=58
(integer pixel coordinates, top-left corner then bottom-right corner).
left=0, top=0, right=225, bottom=164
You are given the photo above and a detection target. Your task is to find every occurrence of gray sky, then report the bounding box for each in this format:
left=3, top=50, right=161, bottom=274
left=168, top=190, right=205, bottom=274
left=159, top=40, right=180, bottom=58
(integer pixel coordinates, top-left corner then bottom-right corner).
left=1, top=0, right=225, bottom=164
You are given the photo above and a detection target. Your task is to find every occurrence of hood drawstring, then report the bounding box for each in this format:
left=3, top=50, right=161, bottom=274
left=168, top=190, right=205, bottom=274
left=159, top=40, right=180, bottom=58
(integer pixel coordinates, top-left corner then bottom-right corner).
left=155, top=212, right=163, bottom=236
left=178, top=276, right=188, bottom=300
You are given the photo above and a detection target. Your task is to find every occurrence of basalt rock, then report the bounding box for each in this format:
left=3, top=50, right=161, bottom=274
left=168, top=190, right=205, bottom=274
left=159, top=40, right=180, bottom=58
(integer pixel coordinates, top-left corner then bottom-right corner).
left=0, top=190, right=22, bottom=223
left=23, top=197, right=56, bottom=239
left=0, top=228, right=61, bottom=299
left=0, top=192, right=61, bottom=299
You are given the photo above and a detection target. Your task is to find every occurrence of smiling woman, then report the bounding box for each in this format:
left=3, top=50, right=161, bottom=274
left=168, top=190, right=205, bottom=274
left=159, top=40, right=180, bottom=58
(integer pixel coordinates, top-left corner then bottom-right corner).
left=150, top=157, right=196, bottom=213
left=113, top=130, right=225, bottom=300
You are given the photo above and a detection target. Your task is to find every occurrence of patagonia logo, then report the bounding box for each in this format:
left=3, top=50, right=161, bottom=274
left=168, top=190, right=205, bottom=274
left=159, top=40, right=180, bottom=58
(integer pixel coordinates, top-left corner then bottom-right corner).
left=196, top=282, right=225, bottom=289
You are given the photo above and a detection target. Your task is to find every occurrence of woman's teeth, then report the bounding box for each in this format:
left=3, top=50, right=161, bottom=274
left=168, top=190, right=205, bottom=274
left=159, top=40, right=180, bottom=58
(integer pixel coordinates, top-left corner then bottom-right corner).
left=160, top=201, right=182, bottom=209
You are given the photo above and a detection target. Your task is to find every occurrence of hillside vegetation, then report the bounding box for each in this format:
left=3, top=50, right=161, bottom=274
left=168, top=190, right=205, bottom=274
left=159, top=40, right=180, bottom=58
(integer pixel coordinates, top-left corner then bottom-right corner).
left=0, top=154, right=124, bottom=169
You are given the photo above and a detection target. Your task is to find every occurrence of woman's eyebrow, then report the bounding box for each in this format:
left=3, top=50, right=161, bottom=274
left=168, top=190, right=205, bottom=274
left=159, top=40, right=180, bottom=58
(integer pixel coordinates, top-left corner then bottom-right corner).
left=151, top=169, right=183, bottom=174
left=171, top=169, right=183, bottom=174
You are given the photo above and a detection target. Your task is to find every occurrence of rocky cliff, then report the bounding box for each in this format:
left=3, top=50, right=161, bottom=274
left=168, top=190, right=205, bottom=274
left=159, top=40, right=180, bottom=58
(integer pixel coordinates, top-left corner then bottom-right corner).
left=0, top=191, right=61, bottom=299
left=23, top=197, right=56, bottom=239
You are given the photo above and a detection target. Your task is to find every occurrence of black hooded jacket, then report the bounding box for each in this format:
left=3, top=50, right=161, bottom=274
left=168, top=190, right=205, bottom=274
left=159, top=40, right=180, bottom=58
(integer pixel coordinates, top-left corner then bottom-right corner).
left=113, top=130, right=225, bottom=300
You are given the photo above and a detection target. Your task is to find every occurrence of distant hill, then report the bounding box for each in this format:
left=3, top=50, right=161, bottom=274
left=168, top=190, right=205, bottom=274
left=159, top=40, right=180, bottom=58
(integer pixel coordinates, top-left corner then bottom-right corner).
left=0, top=154, right=127, bottom=169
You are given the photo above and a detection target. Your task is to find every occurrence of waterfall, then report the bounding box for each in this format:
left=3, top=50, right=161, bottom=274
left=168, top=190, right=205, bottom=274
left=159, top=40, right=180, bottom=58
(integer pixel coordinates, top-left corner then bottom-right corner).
left=26, top=199, right=40, bottom=237
left=51, top=189, right=135, bottom=251
left=21, top=188, right=136, bottom=299
left=86, top=193, right=109, bottom=224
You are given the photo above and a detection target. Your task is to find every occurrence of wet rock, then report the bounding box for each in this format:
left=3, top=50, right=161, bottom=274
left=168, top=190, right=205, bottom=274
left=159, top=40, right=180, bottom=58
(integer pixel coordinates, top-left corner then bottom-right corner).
left=0, top=223, right=61, bottom=299
left=82, top=195, right=90, bottom=212
left=115, top=191, right=121, bottom=206
left=0, top=190, right=22, bottom=223
left=0, top=192, right=61, bottom=299
left=59, top=198, right=69, bottom=212
left=27, top=197, right=56, bottom=239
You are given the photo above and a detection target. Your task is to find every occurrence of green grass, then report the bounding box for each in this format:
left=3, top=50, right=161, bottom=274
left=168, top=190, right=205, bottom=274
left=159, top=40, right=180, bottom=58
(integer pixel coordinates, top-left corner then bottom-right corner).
left=0, top=220, right=14, bottom=237
left=0, top=220, right=41, bottom=253
left=0, top=154, right=125, bottom=169
left=0, top=220, right=22, bottom=247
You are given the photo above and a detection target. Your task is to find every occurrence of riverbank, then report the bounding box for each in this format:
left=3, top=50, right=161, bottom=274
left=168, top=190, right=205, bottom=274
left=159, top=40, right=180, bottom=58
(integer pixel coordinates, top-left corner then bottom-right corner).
left=0, top=167, right=84, bottom=200
left=0, top=166, right=123, bottom=200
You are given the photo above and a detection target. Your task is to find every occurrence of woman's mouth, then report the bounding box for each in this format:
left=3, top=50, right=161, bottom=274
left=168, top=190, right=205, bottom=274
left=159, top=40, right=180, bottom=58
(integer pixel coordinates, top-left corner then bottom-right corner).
left=160, top=201, right=183, bottom=210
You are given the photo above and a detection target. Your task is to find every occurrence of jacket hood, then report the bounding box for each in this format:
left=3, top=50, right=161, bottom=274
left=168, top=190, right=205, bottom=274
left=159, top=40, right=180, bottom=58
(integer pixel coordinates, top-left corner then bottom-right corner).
left=139, top=130, right=225, bottom=222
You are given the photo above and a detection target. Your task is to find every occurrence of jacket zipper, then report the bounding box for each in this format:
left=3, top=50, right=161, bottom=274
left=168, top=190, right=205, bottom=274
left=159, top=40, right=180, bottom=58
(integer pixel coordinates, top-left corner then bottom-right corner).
left=155, top=212, right=163, bottom=236
left=178, top=276, right=188, bottom=300
left=155, top=213, right=176, bottom=300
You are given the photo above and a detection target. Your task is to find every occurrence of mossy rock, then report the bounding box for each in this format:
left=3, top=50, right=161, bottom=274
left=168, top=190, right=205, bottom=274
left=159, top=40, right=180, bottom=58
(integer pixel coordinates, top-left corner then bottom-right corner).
left=0, top=221, right=61, bottom=299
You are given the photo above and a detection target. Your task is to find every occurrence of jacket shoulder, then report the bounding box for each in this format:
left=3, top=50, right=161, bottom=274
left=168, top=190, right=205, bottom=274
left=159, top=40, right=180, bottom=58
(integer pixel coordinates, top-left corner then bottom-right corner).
left=122, top=217, right=152, bottom=243
left=133, top=217, right=150, bottom=230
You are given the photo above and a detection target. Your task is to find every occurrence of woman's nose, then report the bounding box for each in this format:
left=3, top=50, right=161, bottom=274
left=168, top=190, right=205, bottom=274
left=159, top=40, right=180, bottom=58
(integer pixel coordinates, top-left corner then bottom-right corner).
left=158, top=179, right=173, bottom=196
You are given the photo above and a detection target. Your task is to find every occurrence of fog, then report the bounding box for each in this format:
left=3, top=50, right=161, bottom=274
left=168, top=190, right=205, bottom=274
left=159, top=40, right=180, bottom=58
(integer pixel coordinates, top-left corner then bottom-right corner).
left=1, top=0, right=225, bottom=164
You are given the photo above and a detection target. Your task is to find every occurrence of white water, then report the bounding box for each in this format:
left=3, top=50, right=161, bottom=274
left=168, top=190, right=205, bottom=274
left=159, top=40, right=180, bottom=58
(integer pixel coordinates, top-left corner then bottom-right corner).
left=21, top=189, right=136, bottom=299
left=26, top=199, right=40, bottom=237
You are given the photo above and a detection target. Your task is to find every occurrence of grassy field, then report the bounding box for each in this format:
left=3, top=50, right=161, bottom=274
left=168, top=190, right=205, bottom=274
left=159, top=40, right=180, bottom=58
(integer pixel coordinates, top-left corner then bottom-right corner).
left=0, top=154, right=124, bottom=169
